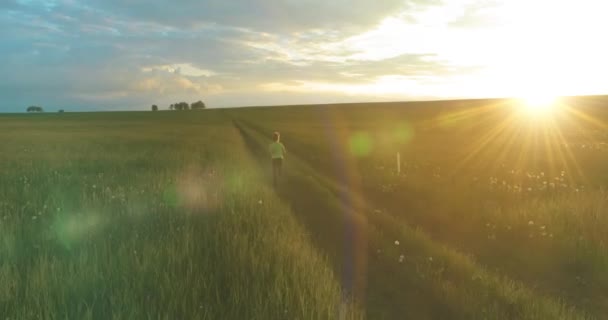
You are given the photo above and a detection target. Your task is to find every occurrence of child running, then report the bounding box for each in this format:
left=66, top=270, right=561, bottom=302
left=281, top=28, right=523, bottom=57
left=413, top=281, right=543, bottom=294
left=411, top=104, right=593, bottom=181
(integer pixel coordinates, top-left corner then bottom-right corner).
left=269, top=131, right=286, bottom=187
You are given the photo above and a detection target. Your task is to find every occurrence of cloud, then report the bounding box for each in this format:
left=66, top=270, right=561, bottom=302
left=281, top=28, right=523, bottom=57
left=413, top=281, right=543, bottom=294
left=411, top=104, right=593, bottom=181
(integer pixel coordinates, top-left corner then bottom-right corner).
left=131, top=71, right=223, bottom=96
left=447, top=0, right=504, bottom=28
left=0, top=0, right=20, bottom=10
left=1, top=0, right=605, bottom=112
left=142, top=63, right=216, bottom=77
left=1, top=0, right=454, bottom=111
left=88, top=0, right=439, bottom=34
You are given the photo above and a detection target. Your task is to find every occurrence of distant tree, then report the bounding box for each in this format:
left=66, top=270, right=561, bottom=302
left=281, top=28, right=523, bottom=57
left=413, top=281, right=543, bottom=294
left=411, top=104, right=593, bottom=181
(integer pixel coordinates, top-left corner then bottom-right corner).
left=168, top=102, right=190, bottom=111
left=191, top=100, right=206, bottom=110
left=173, top=102, right=189, bottom=110
left=26, top=106, right=44, bottom=112
left=58, top=109, right=65, bottom=113
left=152, top=104, right=158, bottom=112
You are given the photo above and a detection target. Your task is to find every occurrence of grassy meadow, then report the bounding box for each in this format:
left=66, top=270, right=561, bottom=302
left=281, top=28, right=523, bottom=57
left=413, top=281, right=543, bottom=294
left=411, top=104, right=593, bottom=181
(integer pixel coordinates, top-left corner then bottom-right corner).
left=0, top=112, right=359, bottom=319
left=2, top=96, right=608, bottom=319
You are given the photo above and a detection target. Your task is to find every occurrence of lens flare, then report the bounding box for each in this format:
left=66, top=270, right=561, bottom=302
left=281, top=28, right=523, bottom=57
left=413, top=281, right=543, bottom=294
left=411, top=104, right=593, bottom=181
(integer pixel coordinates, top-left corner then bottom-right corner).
left=349, top=132, right=373, bottom=157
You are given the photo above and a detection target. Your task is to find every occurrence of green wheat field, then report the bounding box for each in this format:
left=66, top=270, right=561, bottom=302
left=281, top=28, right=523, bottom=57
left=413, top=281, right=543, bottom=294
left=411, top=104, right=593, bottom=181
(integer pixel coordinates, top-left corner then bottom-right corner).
left=2, top=96, right=608, bottom=319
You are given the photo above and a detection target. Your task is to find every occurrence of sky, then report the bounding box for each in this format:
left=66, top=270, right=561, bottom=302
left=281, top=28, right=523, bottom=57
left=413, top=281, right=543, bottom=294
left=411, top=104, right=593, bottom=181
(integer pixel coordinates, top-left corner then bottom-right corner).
left=1, top=0, right=607, bottom=112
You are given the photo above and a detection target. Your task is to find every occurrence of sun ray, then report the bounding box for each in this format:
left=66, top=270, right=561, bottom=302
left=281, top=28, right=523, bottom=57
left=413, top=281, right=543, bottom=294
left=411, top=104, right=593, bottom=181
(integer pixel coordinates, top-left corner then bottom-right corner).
left=551, top=123, right=587, bottom=185
left=446, top=96, right=607, bottom=189
left=455, top=107, right=520, bottom=171
left=494, top=121, right=527, bottom=168
left=562, top=103, right=608, bottom=131
left=542, top=118, right=558, bottom=173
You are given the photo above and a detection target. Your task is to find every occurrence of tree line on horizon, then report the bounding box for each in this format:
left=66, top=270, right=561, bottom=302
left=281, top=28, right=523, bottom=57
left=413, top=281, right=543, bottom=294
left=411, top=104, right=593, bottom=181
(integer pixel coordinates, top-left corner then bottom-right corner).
left=26, top=106, right=44, bottom=112
left=22, top=100, right=207, bottom=113
left=160, top=100, right=206, bottom=111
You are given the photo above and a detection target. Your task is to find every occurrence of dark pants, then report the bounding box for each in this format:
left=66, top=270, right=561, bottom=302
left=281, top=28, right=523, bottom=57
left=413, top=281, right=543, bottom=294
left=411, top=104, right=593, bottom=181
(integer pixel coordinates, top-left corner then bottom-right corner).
left=272, top=158, right=283, bottom=186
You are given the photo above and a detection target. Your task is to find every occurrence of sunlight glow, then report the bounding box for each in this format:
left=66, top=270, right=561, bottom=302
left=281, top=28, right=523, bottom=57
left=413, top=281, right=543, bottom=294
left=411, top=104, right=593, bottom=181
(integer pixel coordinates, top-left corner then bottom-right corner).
left=443, top=95, right=608, bottom=190
left=519, top=94, right=558, bottom=117
left=290, top=0, right=608, bottom=99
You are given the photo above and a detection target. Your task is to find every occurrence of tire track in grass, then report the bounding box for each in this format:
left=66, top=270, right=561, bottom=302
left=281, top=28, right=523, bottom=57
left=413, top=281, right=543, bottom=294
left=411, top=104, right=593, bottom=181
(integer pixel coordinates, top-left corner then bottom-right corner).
left=262, top=122, right=608, bottom=318
left=232, top=120, right=446, bottom=319
left=231, top=118, right=591, bottom=320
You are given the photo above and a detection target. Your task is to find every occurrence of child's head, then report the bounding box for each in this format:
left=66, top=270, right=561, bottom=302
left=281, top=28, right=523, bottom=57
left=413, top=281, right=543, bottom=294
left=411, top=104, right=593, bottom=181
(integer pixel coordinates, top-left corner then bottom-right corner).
left=272, top=131, right=280, bottom=142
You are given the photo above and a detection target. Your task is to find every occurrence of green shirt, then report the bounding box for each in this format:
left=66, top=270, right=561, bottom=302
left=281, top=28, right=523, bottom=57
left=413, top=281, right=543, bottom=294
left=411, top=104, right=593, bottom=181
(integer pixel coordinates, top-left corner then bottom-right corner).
left=269, top=142, right=286, bottom=159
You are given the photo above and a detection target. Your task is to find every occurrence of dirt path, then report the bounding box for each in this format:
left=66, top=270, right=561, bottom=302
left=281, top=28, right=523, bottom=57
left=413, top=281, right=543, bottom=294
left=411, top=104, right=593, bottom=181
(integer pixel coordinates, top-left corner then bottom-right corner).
left=231, top=118, right=458, bottom=319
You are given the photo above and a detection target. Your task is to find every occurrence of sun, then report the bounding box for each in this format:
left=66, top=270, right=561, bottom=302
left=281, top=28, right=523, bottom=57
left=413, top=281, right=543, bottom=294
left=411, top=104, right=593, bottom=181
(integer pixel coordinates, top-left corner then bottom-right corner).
left=518, top=94, right=559, bottom=117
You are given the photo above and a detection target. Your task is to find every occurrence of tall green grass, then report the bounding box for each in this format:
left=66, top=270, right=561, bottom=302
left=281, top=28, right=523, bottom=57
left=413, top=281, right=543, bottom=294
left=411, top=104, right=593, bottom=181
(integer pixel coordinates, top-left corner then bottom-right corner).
left=0, top=112, right=360, bottom=319
left=229, top=98, right=608, bottom=319
left=3, top=96, right=608, bottom=319
left=233, top=117, right=590, bottom=319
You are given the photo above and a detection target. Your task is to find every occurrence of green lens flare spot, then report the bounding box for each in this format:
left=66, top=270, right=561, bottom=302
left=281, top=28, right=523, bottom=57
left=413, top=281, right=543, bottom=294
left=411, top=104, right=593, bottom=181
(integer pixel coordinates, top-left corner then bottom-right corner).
left=349, top=132, right=373, bottom=157
left=394, top=124, right=413, bottom=144
left=163, top=184, right=179, bottom=207
left=52, top=213, right=103, bottom=250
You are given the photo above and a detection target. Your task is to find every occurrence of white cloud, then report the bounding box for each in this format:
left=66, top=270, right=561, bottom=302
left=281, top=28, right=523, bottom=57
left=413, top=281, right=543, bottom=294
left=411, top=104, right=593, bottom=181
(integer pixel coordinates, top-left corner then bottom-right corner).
left=1, top=0, right=607, bottom=111
left=260, top=75, right=442, bottom=100
left=141, top=63, right=216, bottom=77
